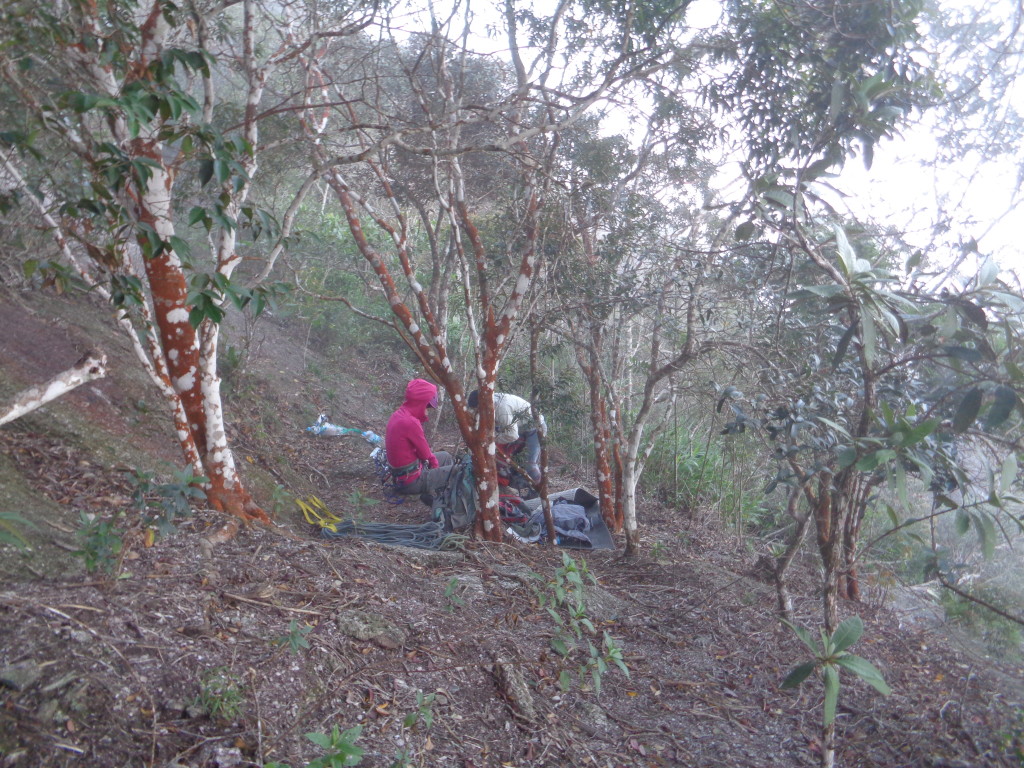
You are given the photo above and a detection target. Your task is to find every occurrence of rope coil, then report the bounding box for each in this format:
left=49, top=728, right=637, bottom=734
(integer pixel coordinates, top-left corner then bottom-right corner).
left=298, top=495, right=459, bottom=550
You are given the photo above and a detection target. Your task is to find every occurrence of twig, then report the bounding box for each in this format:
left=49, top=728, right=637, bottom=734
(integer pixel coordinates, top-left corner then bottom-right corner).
left=219, top=591, right=323, bottom=616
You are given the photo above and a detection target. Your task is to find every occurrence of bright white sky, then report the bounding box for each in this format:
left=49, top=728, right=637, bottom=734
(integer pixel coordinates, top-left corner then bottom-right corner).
left=694, top=0, right=1023, bottom=283
left=838, top=129, right=1023, bottom=281
left=398, top=0, right=1022, bottom=283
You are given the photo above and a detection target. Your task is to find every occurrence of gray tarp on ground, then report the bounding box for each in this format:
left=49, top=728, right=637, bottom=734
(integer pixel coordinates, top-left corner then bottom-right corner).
left=520, top=488, right=615, bottom=550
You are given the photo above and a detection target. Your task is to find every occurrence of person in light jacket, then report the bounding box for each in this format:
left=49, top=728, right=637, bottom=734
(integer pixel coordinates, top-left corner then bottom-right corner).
left=385, top=379, right=453, bottom=503
left=467, top=389, right=545, bottom=486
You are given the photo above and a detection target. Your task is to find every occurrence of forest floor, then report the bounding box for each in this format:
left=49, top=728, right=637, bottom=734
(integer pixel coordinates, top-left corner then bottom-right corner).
left=1, top=286, right=1023, bottom=768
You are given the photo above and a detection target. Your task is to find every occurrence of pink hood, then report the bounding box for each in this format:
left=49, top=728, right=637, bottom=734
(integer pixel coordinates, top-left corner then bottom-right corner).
left=402, top=378, right=438, bottom=422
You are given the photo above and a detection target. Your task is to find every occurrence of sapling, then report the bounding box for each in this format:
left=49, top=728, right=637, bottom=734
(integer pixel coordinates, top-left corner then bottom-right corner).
left=780, top=616, right=891, bottom=768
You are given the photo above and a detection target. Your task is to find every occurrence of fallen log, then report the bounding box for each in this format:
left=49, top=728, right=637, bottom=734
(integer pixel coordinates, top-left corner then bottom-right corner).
left=0, top=351, right=108, bottom=426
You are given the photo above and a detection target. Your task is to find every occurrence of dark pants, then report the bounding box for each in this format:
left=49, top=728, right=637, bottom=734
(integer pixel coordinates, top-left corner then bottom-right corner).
left=393, top=451, right=454, bottom=500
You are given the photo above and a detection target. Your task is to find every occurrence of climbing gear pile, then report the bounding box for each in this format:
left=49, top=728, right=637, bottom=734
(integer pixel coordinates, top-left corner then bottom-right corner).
left=297, top=495, right=454, bottom=550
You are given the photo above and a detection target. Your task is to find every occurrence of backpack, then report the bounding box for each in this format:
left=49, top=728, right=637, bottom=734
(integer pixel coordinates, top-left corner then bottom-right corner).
left=432, top=455, right=477, bottom=533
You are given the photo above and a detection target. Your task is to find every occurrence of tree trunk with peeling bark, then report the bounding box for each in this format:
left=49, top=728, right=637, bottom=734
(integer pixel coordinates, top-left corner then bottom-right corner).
left=573, top=333, right=619, bottom=533
left=0, top=0, right=312, bottom=525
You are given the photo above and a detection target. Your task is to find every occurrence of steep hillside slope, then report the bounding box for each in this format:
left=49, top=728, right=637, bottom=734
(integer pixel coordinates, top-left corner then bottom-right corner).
left=1, top=286, right=1023, bottom=768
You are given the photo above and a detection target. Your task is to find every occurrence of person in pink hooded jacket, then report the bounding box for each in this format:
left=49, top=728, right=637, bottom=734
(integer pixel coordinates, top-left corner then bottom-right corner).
left=385, top=378, right=454, bottom=502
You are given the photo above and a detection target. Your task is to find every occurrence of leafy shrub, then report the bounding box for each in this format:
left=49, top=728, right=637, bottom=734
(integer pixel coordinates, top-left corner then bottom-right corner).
left=74, top=511, right=124, bottom=574
left=129, top=467, right=206, bottom=537
left=197, top=666, right=246, bottom=722
left=273, top=619, right=313, bottom=655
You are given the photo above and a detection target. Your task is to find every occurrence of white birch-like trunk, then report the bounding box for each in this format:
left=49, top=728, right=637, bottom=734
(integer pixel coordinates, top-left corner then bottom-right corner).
left=0, top=353, right=108, bottom=426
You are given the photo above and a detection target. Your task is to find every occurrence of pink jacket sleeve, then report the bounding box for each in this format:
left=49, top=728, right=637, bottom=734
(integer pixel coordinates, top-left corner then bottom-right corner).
left=411, top=424, right=439, bottom=468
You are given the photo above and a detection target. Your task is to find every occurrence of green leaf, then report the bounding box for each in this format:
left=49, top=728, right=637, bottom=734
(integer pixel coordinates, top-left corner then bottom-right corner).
left=558, top=670, right=572, bottom=691
left=735, top=221, right=757, bottom=241
left=805, top=156, right=837, bottom=180
left=167, top=236, right=192, bottom=263
left=188, top=206, right=209, bottom=227
left=954, top=508, right=970, bottom=535
left=828, top=79, right=846, bottom=125
left=855, top=450, right=896, bottom=472
left=952, top=388, right=983, bottom=433
left=0, top=511, right=36, bottom=550
left=991, top=291, right=1024, bottom=312
left=764, top=188, right=795, bottom=209
left=780, top=661, right=817, bottom=689
left=830, top=616, right=863, bottom=654
left=900, top=419, right=939, bottom=447
left=214, top=158, right=230, bottom=184
left=895, top=460, right=909, bottom=511
left=860, top=311, right=876, bottom=368
left=68, top=92, right=101, bottom=111
left=833, top=655, right=891, bottom=695
left=834, top=225, right=855, bottom=277
left=1000, top=453, right=1018, bottom=494
left=977, top=258, right=999, bottom=288
left=789, top=285, right=846, bottom=300
left=780, top=619, right=818, bottom=654
left=305, top=732, right=331, bottom=749
left=198, top=159, right=214, bottom=187
left=884, top=503, right=900, bottom=529
left=953, top=299, right=988, bottom=329
left=943, top=346, right=984, bottom=363
left=837, top=446, right=858, bottom=469
left=822, top=665, right=840, bottom=726
left=550, top=637, right=569, bottom=657
left=974, top=513, right=996, bottom=559
left=985, top=386, right=1018, bottom=430
left=815, top=416, right=851, bottom=438
left=833, top=322, right=857, bottom=369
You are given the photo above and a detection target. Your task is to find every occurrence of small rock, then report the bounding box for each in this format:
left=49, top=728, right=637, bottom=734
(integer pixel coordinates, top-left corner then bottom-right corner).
left=575, top=699, right=622, bottom=739
left=334, top=609, right=407, bottom=650
left=37, top=699, right=62, bottom=723
left=162, top=699, right=189, bottom=716
left=196, top=744, right=243, bottom=767
left=0, top=661, right=41, bottom=691
left=584, top=584, right=629, bottom=622
left=490, top=647, right=536, bottom=726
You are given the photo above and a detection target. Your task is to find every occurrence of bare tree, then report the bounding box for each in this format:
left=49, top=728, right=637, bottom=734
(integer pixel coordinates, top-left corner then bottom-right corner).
left=290, top=0, right=687, bottom=539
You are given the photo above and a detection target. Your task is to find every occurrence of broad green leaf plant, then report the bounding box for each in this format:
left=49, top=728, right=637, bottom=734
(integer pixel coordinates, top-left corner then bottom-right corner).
left=781, top=616, right=891, bottom=768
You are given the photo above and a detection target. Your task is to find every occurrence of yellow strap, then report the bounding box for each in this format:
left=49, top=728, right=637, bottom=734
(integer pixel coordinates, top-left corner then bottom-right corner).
left=296, top=496, right=342, bottom=532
